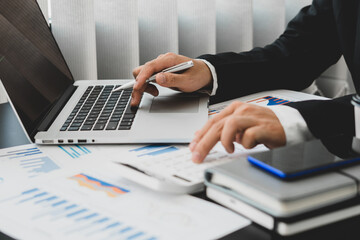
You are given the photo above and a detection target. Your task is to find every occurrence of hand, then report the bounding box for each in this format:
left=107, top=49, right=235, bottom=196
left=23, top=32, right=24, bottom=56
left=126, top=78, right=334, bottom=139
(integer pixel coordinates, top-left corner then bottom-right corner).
left=131, top=52, right=212, bottom=107
left=189, top=101, right=286, bottom=163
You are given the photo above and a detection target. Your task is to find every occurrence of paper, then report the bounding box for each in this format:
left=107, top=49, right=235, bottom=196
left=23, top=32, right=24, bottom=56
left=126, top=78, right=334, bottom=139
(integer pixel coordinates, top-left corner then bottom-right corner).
left=0, top=166, right=250, bottom=240
left=209, top=89, right=326, bottom=116
left=39, top=144, right=109, bottom=168
left=0, top=144, right=62, bottom=192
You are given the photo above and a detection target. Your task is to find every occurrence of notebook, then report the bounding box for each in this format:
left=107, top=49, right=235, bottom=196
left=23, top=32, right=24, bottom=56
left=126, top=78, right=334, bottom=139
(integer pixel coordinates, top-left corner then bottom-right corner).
left=205, top=157, right=357, bottom=217
left=0, top=0, right=208, bottom=145
left=204, top=136, right=360, bottom=235
left=206, top=186, right=360, bottom=236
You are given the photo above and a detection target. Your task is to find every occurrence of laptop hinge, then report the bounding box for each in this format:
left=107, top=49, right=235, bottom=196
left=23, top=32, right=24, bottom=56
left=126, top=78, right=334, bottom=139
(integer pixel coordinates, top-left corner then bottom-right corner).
left=32, top=85, right=77, bottom=138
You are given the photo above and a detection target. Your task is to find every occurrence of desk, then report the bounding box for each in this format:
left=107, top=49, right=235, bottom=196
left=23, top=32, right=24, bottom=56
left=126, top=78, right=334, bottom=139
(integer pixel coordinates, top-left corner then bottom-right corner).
left=0, top=101, right=359, bottom=240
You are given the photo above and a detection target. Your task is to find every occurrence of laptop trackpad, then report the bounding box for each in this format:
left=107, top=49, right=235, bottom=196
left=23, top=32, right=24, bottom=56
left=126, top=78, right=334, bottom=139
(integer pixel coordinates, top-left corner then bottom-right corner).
left=150, top=96, right=199, bottom=113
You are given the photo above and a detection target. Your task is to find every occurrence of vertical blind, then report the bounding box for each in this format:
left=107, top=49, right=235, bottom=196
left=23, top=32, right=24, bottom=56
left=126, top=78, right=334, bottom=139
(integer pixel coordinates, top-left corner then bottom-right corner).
left=0, top=0, right=352, bottom=104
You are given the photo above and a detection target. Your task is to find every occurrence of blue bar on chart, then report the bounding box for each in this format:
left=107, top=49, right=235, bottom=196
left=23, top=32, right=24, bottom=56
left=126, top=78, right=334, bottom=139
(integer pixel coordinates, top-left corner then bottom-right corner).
left=1, top=188, right=158, bottom=239
left=58, top=145, right=91, bottom=159
left=20, top=156, right=60, bottom=175
left=0, top=145, right=60, bottom=178
left=246, top=96, right=291, bottom=106
left=0, top=147, right=42, bottom=159
left=130, top=144, right=178, bottom=157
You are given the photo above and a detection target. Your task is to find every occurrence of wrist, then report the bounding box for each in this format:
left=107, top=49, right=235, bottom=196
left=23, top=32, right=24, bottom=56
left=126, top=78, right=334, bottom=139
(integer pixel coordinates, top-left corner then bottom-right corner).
left=196, top=59, right=218, bottom=96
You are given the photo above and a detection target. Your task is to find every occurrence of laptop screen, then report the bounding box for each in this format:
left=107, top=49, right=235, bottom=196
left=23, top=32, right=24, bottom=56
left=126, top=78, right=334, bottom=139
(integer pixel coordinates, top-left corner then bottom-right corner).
left=0, top=0, right=74, bottom=138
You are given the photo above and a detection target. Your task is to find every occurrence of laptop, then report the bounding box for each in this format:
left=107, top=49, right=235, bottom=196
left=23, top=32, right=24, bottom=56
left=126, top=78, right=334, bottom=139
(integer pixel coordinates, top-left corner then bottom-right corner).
left=0, top=0, right=208, bottom=144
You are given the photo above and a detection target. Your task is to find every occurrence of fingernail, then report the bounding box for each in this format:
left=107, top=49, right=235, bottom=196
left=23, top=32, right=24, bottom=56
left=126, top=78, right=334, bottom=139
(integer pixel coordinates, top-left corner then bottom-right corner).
left=158, top=73, right=166, bottom=84
left=192, top=152, right=202, bottom=163
left=189, top=141, right=197, bottom=151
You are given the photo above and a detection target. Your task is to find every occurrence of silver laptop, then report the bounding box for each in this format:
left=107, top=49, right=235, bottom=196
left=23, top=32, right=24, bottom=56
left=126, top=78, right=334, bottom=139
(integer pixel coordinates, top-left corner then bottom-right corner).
left=0, top=0, right=208, bottom=144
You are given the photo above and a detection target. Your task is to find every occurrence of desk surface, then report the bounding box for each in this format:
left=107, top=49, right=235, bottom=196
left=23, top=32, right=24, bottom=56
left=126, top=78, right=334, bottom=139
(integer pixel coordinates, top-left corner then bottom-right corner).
left=1, top=102, right=359, bottom=240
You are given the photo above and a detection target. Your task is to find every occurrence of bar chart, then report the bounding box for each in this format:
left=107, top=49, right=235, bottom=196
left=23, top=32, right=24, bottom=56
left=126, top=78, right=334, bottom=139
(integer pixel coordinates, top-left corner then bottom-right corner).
left=0, top=187, right=158, bottom=239
left=57, top=145, right=91, bottom=159
left=246, top=95, right=292, bottom=106
left=129, top=144, right=179, bottom=157
left=0, top=145, right=60, bottom=179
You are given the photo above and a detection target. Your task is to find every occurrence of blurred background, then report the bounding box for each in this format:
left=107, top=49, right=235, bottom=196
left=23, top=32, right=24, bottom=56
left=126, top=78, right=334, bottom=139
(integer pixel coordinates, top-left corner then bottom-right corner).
left=0, top=0, right=353, bottom=103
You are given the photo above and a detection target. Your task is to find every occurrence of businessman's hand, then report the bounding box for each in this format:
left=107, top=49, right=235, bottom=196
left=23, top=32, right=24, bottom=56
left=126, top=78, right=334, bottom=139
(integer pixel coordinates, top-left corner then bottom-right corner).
left=131, top=53, right=212, bottom=107
left=189, top=101, right=286, bottom=163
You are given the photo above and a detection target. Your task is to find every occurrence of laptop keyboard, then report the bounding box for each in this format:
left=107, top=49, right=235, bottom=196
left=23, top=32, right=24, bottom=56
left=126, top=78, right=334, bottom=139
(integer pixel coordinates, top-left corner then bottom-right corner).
left=60, top=85, right=137, bottom=132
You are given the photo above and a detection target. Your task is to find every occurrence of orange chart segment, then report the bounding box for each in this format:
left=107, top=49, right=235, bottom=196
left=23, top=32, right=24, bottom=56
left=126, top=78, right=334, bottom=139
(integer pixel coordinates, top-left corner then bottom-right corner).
left=69, top=174, right=130, bottom=198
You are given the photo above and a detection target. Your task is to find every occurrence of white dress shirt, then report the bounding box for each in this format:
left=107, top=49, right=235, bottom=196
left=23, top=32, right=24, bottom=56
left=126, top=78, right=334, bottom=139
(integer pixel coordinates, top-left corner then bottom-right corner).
left=199, top=59, right=315, bottom=145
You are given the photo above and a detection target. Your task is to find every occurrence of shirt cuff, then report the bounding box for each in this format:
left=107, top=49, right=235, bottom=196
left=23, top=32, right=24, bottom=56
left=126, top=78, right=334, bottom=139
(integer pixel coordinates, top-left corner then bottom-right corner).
left=197, top=59, right=218, bottom=96
left=269, top=105, right=315, bottom=145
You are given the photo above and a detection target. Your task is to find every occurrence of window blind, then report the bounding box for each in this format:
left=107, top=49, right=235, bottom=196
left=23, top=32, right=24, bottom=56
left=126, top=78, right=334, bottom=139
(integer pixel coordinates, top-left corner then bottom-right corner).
left=0, top=0, right=352, bottom=104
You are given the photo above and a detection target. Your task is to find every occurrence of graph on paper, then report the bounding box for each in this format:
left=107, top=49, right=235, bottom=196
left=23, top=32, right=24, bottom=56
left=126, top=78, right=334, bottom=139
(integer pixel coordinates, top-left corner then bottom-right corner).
left=246, top=95, right=292, bottom=106
left=69, top=173, right=129, bottom=198
left=0, top=145, right=60, bottom=180
left=0, top=188, right=157, bottom=240
left=129, top=144, right=179, bottom=157
left=57, top=145, right=91, bottom=159
left=209, top=94, right=293, bottom=116
left=0, top=187, right=157, bottom=239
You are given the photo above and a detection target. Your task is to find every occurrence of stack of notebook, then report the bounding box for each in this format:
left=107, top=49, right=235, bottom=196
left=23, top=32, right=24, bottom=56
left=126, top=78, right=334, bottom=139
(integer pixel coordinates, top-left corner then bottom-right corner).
left=205, top=139, right=360, bottom=236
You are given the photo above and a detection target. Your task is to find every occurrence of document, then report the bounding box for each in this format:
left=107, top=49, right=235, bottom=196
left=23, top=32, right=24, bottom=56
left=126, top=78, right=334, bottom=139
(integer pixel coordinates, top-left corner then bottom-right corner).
left=0, top=144, right=62, bottom=193
left=209, top=89, right=325, bottom=116
left=39, top=144, right=109, bottom=168
left=0, top=165, right=250, bottom=240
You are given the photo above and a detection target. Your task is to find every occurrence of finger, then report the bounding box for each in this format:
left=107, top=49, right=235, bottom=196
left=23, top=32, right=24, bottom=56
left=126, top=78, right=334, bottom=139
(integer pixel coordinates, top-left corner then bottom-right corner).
left=144, top=84, right=159, bottom=97
left=134, top=56, right=179, bottom=91
left=155, top=72, right=183, bottom=89
left=220, top=117, right=241, bottom=153
left=245, top=125, right=285, bottom=149
left=221, top=116, right=258, bottom=150
left=235, top=132, right=242, bottom=144
left=189, top=130, right=201, bottom=152
left=191, top=102, right=242, bottom=144
left=131, top=90, right=142, bottom=107
left=241, top=127, right=261, bottom=149
left=156, top=54, right=164, bottom=59
left=192, top=120, right=225, bottom=164
left=131, top=83, right=147, bottom=107
left=132, top=65, right=143, bottom=78
left=156, top=73, right=188, bottom=90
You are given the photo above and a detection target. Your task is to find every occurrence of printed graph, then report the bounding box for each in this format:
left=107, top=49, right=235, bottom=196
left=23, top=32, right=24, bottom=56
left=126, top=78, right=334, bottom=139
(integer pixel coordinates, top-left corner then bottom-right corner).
left=58, top=145, right=91, bottom=159
left=129, top=144, right=179, bottom=157
left=0, top=146, right=60, bottom=178
left=0, top=187, right=156, bottom=239
left=69, top=174, right=129, bottom=197
left=209, top=95, right=293, bottom=116
left=246, top=96, right=291, bottom=106
left=208, top=109, right=219, bottom=116
left=0, top=147, right=42, bottom=159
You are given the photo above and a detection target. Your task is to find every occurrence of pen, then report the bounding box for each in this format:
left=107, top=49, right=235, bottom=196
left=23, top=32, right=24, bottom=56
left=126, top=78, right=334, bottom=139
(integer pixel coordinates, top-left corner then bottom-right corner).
left=112, top=60, right=194, bottom=92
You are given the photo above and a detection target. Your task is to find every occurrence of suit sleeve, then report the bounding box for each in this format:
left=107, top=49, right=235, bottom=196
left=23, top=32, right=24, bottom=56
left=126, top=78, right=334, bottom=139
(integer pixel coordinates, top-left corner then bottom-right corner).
left=199, top=0, right=342, bottom=104
left=286, top=95, right=355, bottom=139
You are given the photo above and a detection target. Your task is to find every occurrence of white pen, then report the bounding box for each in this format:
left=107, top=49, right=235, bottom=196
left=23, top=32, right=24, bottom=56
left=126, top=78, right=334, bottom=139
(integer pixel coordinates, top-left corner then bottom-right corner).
left=112, top=60, right=194, bottom=92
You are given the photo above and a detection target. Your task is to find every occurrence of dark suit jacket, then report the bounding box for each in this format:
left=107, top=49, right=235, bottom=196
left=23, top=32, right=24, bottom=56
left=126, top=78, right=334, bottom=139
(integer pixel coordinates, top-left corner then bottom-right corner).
left=199, top=0, right=359, bottom=139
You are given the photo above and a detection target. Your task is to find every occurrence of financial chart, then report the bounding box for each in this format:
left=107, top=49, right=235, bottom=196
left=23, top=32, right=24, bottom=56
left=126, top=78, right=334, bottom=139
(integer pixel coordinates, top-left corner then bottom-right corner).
left=0, top=172, right=158, bottom=240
